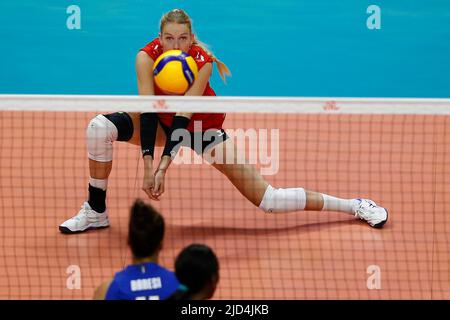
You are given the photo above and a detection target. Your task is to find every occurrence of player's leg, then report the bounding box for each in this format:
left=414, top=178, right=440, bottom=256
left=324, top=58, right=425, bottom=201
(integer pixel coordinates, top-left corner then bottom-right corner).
left=87, top=112, right=167, bottom=208
left=59, top=112, right=132, bottom=233
left=59, top=112, right=165, bottom=234
left=86, top=112, right=136, bottom=212
left=207, top=137, right=388, bottom=228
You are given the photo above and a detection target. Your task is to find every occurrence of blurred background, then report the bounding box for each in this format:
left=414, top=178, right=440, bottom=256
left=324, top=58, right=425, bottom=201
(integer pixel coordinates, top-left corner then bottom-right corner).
left=0, top=0, right=449, bottom=97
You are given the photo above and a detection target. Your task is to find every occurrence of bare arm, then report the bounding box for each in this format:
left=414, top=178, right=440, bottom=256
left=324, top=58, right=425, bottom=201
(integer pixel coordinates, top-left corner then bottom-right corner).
left=93, top=280, right=111, bottom=300
left=186, top=62, right=213, bottom=96
left=136, top=51, right=155, bottom=95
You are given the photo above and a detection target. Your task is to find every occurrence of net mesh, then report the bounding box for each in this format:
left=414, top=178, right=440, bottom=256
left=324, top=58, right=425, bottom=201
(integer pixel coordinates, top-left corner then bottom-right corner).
left=0, top=95, right=449, bottom=299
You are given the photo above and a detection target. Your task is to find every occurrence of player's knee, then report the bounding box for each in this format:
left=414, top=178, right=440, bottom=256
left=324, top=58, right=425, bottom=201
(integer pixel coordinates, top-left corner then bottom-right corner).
left=258, top=185, right=307, bottom=213
left=86, top=114, right=118, bottom=162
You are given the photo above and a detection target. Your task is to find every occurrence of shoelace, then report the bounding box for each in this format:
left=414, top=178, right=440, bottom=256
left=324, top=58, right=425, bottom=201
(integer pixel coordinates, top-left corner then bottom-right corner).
left=354, top=201, right=376, bottom=220
left=74, top=204, right=91, bottom=221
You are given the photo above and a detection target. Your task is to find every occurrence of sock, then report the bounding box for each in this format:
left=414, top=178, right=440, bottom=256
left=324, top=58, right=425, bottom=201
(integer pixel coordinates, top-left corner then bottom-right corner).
left=89, top=177, right=108, bottom=191
left=322, top=194, right=358, bottom=215
left=88, top=184, right=106, bottom=213
left=259, top=185, right=307, bottom=213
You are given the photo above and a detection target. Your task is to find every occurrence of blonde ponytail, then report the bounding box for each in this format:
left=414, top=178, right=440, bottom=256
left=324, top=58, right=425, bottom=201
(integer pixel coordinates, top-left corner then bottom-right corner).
left=192, top=39, right=232, bottom=83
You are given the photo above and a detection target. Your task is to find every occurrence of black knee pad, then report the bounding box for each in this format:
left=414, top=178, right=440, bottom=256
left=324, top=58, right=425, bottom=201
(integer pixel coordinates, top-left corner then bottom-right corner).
left=103, top=112, right=134, bottom=141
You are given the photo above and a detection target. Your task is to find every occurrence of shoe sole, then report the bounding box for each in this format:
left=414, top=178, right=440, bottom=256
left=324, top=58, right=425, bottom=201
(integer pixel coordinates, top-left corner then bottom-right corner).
left=59, top=224, right=110, bottom=234
left=372, top=209, right=388, bottom=228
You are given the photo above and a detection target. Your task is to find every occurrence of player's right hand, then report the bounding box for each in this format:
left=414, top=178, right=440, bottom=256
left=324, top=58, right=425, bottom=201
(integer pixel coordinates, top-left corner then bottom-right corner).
left=142, top=173, right=159, bottom=201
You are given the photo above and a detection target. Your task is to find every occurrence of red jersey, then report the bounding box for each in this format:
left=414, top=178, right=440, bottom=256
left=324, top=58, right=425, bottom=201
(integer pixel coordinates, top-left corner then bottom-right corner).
left=140, top=38, right=225, bottom=132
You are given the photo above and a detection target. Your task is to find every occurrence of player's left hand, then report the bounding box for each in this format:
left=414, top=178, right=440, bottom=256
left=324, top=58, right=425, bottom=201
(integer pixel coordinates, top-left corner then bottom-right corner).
left=153, top=169, right=166, bottom=199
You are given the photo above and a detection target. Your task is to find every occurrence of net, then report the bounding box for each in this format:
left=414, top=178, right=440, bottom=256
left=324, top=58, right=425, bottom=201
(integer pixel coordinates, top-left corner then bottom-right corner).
left=0, top=95, right=449, bottom=299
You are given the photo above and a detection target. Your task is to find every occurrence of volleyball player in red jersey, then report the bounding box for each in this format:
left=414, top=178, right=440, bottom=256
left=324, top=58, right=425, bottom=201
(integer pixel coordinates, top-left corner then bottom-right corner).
left=59, top=9, right=387, bottom=234
left=140, top=38, right=225, bottom=131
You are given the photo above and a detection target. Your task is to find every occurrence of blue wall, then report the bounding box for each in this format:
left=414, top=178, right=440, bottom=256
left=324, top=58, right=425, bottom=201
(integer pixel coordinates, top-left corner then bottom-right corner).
left=1, top=1, right=449, bottom=97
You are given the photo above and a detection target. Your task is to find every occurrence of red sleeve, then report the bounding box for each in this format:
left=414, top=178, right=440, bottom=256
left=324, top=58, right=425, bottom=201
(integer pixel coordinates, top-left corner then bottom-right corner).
left=188, top=45, right=214, bottom=70
left=140, top=38, right=163, bottom=61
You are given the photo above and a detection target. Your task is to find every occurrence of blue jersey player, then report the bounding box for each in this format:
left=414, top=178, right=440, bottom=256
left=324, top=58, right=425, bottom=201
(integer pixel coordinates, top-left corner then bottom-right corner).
left=168, top=244, right=219, bottom=300
left=93, top=200, right=180, bottom=300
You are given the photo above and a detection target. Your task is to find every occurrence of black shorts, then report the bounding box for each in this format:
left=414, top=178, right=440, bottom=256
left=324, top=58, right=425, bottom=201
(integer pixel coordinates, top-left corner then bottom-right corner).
left=103, top=112, right=228, bottom=154
left=159, top=122, right=229, bottom=155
